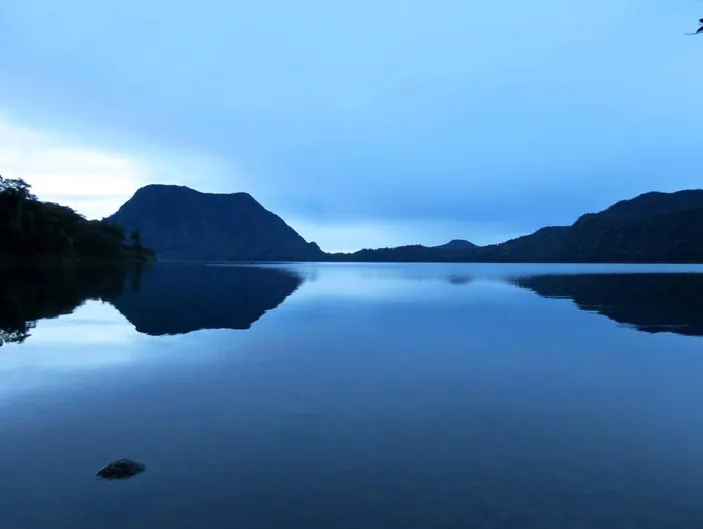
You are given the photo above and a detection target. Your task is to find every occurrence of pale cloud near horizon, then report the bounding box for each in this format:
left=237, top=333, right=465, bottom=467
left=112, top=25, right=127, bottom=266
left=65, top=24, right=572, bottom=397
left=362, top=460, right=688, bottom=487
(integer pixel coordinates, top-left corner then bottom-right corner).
left=0, top=116, right=516, bottom=247
left=0, top=118, right=236, bottom=220
left=0, top=119, right=152, bottom=218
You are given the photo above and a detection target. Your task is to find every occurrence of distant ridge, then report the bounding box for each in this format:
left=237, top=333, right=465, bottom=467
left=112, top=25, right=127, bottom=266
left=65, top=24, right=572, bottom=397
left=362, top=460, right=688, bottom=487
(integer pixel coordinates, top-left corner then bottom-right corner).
left=108, top=186, right=703, bottom=263
left=328, top=189, right=703, bottom=263
left=485, top=189, right=703, bottom=263
left=108, top=185, right=323, bottom=261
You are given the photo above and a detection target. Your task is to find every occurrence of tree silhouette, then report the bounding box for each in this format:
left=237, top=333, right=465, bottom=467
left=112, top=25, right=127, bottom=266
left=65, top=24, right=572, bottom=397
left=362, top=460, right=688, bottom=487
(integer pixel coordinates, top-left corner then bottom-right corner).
left=130, top=230, right=142, bottom=248
left=0, top=175, right=37, bottom=201
left=0, top=175, right=154, bottom=262
left=688, top=18, right=703, bottom=35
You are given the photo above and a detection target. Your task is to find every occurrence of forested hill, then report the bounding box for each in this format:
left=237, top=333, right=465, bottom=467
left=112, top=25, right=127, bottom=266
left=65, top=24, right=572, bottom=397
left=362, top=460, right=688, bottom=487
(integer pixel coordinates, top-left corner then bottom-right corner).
left=0, top=176, right=154, bottom=264
left=108, top=185, right=323, bottom=261
left=330, top=190, right=703, bottom=263
left=482, top=190, right=703, bottom=263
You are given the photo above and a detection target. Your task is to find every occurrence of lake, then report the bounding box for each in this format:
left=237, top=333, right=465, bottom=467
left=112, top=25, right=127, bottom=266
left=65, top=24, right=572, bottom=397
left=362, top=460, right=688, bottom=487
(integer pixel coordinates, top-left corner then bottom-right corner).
left=1, top=262, right=703, bottom=528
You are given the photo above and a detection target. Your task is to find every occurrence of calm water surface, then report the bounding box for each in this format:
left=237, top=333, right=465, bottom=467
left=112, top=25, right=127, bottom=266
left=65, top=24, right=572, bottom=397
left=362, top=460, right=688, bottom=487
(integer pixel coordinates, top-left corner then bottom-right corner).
left=2, top=262, right=703, bottom=528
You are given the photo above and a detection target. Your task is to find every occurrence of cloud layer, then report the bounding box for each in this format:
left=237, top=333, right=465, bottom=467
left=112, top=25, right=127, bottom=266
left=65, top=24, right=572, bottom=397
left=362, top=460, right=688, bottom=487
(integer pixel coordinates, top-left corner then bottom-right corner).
left=1, top=1, right=701, bottom=249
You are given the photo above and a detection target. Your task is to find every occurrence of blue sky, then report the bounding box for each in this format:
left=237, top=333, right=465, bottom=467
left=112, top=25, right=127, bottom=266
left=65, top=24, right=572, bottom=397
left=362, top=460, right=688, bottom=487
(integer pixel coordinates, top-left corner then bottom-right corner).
left=0, top=1, right=700, bottom=251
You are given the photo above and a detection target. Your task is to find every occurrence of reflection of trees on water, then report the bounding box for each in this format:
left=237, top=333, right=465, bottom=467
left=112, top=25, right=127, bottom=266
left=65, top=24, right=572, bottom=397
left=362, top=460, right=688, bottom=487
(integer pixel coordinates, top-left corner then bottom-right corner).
left=0, top=323, right=35, bottom=347
left=0, top=266, right=132, bottom=347
left=13, top=266, right=702, bottom=344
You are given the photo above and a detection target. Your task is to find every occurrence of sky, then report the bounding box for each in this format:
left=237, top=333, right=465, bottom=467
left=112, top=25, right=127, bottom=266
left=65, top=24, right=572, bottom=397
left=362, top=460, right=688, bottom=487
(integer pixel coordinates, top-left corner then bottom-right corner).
left=0, top=1, right=701, bottom=252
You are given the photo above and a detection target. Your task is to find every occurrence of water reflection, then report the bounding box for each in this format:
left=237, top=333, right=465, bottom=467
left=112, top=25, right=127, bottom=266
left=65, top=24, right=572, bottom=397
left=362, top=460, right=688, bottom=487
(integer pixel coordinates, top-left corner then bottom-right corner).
left=513, top=273, right=703, bottom=336
left=0, top=264, right=303, bottom=344
left=108, top=264, right=303, bottom=336
left=2, top=264, right=703, bottom=528
left=446, top=275, right=473, bottom=285
left=3, top=265, right=703, bottom=345
left=0, top=266, right=127, bottom=346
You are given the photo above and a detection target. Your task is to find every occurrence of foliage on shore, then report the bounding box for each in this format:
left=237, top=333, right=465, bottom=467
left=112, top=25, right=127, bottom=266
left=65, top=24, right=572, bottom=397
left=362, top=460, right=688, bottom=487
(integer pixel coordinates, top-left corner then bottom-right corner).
left=0, top=176, right=155, bottom=264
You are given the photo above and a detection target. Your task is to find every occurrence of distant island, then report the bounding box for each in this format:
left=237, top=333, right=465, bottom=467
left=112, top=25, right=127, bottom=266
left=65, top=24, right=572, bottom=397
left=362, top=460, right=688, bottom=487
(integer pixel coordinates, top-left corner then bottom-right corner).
left=0, top=176, right=155, bottom=265
left=107, top=184, right=703, bottom=263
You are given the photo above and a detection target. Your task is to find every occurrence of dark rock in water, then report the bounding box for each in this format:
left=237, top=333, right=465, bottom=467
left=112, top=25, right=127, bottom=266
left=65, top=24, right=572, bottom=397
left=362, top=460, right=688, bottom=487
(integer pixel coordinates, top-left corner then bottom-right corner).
left=96, top=459, right=146, bottom=480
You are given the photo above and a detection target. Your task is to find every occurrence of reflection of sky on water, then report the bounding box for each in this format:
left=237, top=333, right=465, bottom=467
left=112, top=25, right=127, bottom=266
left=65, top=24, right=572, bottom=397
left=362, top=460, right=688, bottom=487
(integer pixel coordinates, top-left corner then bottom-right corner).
left=2, top=264, right=703, bottom=528
left=257, top=263, right=525, bottom=303
left=0, top=265, right=523, bottom=401
left=267, top=262, right=703, bottom=306
left=0, top=302, right=142, bottom=400
left=1, top=302, right=135, bottom=366
left=25, top=302, right=135, bottom=348
left=290, top=272, right=524, bottom=304
left=0, top=301, right=235, bottom=401
left=265, top=262, right=703, bottom=283
left=4, top=262, right=703, bottom=407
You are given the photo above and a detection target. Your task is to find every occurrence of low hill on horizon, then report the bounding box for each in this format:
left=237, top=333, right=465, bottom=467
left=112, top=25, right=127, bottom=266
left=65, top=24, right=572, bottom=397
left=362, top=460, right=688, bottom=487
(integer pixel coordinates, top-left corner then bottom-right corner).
left=434, top=239, right=478, bottom=250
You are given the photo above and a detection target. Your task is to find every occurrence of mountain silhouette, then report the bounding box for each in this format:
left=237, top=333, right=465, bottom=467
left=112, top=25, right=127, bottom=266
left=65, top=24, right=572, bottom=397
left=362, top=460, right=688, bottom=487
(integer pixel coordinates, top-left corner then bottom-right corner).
left=106, top=264, right=303, bottom=336
left=108, top=185, right=323, bottom=262
left=486, top=190, right=703, bottom=263
left=106, top=186, right=703, bottom=263
left=512, top=273, right=703, bottom=336
left=329, top=190, right=703, bottom=263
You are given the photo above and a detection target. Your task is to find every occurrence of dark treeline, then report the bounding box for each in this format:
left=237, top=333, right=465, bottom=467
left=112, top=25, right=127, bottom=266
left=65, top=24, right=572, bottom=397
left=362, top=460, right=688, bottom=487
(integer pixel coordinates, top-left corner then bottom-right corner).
left=327, top=245, right=482, bottom=263
left=0, top=176, right=155, bottom=264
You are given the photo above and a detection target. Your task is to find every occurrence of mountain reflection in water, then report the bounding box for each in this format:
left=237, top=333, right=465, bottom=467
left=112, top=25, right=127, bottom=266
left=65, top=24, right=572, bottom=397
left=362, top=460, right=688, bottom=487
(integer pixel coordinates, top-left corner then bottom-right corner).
left=0, top=264, right=303, bottom=344
left=2, top=265, right=703, bottom=346
left=512, top=273, right=703, bottom=336
left=108, top=264, right=303, bottom=335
